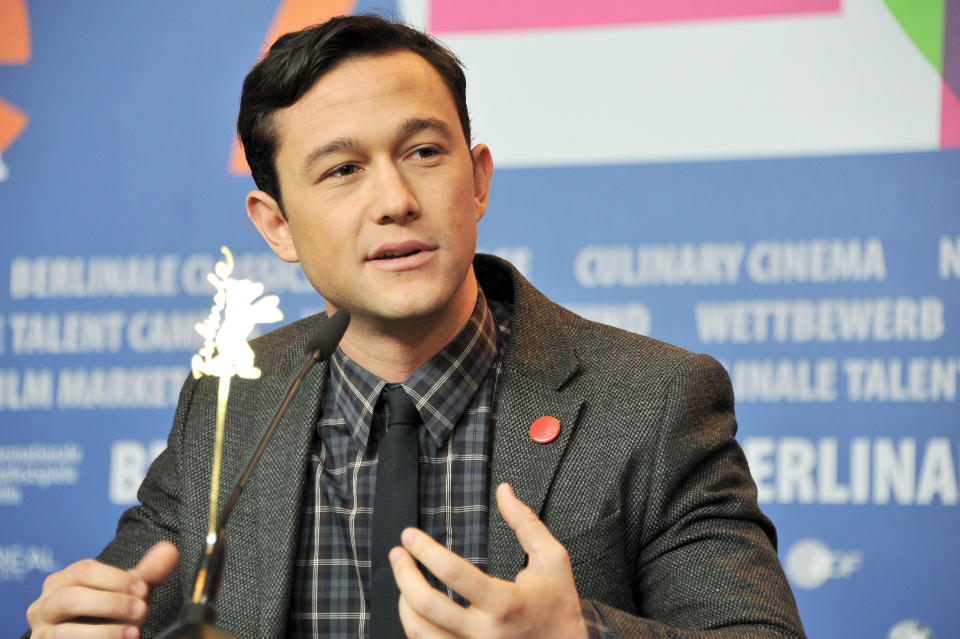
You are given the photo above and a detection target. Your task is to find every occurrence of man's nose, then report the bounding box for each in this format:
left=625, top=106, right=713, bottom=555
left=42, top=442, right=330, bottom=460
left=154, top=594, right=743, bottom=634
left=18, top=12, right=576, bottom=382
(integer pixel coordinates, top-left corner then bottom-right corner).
left=371, top=161, right=420, bottom=225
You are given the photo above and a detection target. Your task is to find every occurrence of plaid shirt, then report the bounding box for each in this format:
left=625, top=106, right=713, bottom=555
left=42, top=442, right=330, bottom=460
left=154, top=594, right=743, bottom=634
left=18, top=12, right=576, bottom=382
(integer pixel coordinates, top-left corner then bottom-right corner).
left=287, top=290, right=609, bottom=638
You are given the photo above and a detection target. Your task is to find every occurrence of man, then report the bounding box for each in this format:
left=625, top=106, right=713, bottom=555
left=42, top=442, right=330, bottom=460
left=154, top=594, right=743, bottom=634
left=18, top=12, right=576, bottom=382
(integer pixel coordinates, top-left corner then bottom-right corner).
left=26, top=15, right=805, bottom=639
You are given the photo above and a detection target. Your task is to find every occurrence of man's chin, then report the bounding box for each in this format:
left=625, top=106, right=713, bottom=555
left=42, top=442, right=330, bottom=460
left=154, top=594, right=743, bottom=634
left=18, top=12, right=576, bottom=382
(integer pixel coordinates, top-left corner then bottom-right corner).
left=368, top=300, right=447, bottom=326
left=334, top=271, right=476, bottom=332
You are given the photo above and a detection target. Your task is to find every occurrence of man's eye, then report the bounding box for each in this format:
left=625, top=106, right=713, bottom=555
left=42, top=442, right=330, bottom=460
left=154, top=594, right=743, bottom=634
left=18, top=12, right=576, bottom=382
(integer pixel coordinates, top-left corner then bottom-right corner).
left=412, top=146, right=441, bottom=160
left=327, top=164, right=358, bottom=179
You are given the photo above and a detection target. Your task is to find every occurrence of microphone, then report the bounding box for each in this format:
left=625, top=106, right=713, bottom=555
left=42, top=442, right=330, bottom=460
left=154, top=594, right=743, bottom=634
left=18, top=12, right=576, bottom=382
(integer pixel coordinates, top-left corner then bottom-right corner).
left=158, top=310, right=350, bottom=639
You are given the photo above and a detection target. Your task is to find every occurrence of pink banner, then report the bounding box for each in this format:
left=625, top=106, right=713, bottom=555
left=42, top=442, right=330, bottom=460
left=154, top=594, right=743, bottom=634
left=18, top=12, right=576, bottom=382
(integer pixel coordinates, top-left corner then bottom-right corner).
left=430, top=0, right=841, bottom=33
left=942, top=82, right=960, bottom=148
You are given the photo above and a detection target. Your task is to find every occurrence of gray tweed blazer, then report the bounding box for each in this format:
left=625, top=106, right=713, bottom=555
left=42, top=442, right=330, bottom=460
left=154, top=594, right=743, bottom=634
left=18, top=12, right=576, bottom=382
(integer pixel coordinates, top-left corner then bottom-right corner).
left=92, top=254, right=805, bottom=638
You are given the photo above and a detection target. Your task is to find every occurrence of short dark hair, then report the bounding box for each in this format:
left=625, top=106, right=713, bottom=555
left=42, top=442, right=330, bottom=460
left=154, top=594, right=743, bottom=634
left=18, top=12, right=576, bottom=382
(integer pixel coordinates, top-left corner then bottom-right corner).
left=237, top=14, right=471, bottom=208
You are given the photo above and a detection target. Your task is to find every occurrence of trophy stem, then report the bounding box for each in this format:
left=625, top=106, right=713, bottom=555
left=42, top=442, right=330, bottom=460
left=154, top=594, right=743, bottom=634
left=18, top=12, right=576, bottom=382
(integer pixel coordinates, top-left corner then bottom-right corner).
left=208, top=375, right=231, bottom=540
left=191, top=375, right=231, bottom=605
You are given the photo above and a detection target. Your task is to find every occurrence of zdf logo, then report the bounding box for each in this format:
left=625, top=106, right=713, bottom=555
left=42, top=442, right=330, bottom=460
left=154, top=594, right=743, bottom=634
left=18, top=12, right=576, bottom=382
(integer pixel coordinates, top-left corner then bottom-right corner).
left=784, top=537, right=862, bottom=590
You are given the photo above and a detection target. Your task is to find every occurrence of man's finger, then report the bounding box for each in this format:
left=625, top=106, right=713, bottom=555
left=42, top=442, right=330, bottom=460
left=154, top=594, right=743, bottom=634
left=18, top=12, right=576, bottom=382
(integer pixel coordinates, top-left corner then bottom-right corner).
left=129, top=541, right=179, bottom=587
left=399, top=527, right=510, bottom=611
left=390, top=543, right=473, bottom=632
left=495, top=483, right=560, bottom=559
left=42, top=559, right=143, bottom=597
left=34, top=585, right=148, bottom=626
left=398, top=593, right=462, bottom=639
left=36, top=622, right=140, bottom=639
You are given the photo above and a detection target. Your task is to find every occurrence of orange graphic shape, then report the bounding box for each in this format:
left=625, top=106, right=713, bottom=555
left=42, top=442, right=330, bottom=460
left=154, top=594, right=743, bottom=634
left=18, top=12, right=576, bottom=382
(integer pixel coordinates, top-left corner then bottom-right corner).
left=0, top=0, right=30, bottom=157
left=229, top=0, right=356, bottom=176
left=0, top=98, right=28, bottom=154
left=0, top=0, right=30, bottom=63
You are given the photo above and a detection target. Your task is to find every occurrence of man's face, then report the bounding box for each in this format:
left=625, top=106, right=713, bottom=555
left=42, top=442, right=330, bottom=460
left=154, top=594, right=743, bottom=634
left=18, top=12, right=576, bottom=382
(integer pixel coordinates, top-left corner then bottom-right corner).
left=248, top=51, right=492, bottom=333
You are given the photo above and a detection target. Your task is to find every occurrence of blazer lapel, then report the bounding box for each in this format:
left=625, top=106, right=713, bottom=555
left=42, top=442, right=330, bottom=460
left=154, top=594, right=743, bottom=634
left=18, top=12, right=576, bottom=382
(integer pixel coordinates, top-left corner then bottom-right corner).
left=478, top=255, right=584, bottom=581
left=487, top=367, right=583, bottom=580
left=251, top=358, right=328, bottom=637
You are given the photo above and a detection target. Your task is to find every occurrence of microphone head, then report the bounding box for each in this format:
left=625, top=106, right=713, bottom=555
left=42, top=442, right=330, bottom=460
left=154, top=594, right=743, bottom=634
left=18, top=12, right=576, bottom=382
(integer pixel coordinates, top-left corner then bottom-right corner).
left=306, top=309, right=350, bottom=360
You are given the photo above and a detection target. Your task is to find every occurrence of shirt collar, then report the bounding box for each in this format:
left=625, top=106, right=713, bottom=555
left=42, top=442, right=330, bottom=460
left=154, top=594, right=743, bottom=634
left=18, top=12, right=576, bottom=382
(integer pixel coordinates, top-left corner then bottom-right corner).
left=327, top=289, right=499, bottom=450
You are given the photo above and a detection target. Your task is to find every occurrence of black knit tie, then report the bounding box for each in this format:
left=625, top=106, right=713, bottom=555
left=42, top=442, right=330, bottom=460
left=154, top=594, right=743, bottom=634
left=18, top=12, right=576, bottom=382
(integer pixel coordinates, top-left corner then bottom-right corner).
left=370, top=385, right=420, bottom=638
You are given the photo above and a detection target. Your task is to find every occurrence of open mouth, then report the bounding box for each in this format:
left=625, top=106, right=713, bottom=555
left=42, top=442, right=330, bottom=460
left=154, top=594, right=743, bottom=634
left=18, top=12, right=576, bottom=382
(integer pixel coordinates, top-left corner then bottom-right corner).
left=373, top=249, right=421, bottom=260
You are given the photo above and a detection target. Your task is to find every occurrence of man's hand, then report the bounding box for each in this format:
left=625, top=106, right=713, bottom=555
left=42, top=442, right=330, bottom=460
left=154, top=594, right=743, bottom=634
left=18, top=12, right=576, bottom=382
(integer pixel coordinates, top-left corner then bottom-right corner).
left=26, top=540, right=178, bottom=639
left=390, top=483, right=589, bottom=639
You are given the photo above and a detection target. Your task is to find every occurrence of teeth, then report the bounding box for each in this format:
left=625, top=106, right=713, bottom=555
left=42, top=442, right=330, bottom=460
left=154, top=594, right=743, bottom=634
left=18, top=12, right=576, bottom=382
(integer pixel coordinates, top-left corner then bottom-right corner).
left=377, top=249, right=418, bottom=260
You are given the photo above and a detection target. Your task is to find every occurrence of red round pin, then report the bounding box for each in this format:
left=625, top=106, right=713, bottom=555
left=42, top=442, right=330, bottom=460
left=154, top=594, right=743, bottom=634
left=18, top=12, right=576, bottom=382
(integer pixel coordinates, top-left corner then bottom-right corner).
left=529, top=416, right=561, bottom=444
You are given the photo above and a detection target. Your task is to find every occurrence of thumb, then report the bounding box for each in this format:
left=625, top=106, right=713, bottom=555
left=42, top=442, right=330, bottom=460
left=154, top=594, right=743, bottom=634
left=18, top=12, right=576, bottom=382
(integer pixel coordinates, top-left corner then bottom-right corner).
left=130, top=540, right=179, bottom=586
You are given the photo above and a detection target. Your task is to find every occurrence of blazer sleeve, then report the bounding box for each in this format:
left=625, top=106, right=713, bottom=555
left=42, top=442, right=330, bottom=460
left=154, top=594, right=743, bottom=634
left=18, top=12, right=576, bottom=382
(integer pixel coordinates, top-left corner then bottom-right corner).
left=93, top=374, right=202, bottom=635
left=591, top=354, right=805, bottom=638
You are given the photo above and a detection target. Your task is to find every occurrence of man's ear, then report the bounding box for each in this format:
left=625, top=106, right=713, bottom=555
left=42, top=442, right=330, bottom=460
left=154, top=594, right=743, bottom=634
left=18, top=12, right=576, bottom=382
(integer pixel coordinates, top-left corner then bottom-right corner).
left=470, top=144, right=494, bottom=222
left=246, top=190, right=299, bottom=263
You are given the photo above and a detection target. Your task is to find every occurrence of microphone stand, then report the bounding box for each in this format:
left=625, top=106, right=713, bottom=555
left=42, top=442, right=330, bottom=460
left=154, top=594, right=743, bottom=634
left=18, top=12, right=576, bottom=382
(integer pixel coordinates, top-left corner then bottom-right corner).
left=157, top=310, right=350, bottom=639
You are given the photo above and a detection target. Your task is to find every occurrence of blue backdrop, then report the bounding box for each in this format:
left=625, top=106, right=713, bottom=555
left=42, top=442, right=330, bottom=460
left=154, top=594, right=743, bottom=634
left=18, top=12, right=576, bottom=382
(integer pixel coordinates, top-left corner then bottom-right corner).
left=1, top=2, right=958, bottom=637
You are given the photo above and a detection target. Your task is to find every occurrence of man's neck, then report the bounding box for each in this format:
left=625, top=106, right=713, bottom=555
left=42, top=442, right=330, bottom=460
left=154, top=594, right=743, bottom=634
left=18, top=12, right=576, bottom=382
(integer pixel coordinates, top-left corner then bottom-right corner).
left=333, top=277, right=479, bottom=383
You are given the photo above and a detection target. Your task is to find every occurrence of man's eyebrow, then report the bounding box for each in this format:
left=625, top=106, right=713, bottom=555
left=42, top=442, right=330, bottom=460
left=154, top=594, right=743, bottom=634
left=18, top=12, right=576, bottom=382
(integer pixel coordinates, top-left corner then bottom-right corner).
left=398, top=117, right=453, bottom=141
left=302, top=137, right=361, bottom=171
